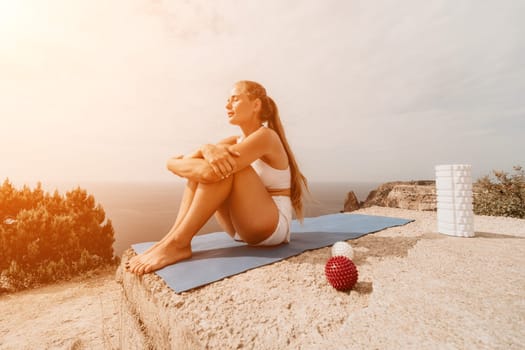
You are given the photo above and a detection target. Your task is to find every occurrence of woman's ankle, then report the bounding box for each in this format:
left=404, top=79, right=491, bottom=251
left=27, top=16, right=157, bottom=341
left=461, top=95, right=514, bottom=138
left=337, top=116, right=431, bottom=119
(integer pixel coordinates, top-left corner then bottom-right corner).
left=161, top=236, right=191, bottom=250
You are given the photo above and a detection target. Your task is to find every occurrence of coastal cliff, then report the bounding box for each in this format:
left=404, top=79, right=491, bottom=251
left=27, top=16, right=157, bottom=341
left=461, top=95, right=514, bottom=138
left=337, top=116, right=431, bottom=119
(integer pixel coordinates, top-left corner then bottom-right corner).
left=113, top=207, right=525, bottom=349
left=343, top=181, right=437, bottom=212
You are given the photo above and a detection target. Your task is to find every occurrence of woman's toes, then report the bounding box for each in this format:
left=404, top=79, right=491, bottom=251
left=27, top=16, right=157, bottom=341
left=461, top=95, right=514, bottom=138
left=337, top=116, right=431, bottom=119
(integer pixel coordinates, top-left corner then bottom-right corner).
left=143, top=264, right=154, bottom=274
left=130, top=260, right=141, bottom=274
left=137, top=263, right=148, bottom=275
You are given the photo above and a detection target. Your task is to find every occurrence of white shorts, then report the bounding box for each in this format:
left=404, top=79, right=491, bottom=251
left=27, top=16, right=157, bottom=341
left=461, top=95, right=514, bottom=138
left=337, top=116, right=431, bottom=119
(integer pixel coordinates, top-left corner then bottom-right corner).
left=234, top=196, right=293, bottom=246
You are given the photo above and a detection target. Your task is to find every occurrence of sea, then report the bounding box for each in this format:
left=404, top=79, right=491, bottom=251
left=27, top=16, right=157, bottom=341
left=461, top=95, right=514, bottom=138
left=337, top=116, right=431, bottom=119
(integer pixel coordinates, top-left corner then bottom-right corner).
left=33, top=181, right=380, bottom=255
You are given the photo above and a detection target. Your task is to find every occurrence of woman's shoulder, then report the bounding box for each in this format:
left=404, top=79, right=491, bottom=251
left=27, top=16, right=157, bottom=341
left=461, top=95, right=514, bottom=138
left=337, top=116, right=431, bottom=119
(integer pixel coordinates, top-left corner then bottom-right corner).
left=240, top=127, right=280, bottom=148
left=218, top=135, right=241, bottom=145
left=254, top=126, right=280, bottom=141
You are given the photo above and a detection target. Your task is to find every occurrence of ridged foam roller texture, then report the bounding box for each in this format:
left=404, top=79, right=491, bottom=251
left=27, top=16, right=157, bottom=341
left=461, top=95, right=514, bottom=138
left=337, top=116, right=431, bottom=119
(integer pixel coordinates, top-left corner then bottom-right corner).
left=435, top=164, right=474, bottom=237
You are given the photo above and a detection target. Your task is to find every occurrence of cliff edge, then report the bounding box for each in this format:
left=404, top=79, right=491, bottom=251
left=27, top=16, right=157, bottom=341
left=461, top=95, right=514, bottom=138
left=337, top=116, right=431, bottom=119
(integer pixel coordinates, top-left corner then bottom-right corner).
left=114, top=207, right=525, bottom=349
left=342, top=181, right=437, bottom=212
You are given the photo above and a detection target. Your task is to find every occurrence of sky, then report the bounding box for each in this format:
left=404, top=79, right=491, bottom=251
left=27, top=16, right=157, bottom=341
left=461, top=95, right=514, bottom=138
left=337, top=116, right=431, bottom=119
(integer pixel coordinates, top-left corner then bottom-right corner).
left=1, top=0, right=524, bottom=186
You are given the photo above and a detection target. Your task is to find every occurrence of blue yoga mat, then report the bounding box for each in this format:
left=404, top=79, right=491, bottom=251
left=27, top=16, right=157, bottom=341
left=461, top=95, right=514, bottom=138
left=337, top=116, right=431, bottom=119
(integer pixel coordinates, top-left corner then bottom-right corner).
left=131, top=213, right=413, bottom=293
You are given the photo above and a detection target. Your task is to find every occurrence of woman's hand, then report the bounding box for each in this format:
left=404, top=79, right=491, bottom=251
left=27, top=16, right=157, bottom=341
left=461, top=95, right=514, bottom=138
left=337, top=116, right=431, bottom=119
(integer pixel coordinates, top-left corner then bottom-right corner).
left=167, top=156, right=219, bottom=183
left=201, top=144, right=240, bottom=178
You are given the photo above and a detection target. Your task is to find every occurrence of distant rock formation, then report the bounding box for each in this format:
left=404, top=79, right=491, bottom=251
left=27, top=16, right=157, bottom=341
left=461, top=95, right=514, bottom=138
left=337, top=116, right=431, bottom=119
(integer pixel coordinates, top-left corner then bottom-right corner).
left=342, top=191, right=360, bottom=212
left=358, top=180, right=437, bottom=211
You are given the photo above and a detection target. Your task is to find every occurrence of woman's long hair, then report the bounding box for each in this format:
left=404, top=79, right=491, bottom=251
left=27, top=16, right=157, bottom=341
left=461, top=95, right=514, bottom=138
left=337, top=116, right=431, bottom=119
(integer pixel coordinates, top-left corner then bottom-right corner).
left=237, top=80, right=309, bottom=221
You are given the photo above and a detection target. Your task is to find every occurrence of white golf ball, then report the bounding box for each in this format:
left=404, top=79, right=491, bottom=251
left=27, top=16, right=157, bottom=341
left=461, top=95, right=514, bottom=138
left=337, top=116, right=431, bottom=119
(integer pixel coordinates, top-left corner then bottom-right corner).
left=331, top=241, right=354, bottom=259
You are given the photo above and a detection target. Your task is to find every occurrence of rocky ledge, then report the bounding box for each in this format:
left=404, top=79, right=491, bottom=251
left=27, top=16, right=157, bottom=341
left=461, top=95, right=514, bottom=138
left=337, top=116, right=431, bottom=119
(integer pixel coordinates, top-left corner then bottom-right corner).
left=343, top=181, right=437, bottom=212
left=113, top=206, right=525, bottom=349
left=115, top=240, right=377, bottom=349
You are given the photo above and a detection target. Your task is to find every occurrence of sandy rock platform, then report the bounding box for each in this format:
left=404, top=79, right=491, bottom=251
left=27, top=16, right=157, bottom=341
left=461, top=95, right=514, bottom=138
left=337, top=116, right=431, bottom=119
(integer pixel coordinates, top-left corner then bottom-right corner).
left=116, top=207, right=525, bottom=349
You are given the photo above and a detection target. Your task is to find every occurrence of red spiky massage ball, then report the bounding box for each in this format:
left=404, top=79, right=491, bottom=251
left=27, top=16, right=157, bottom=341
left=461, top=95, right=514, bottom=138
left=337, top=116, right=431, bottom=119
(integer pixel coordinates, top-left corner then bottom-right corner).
left=325, top=256, right=358, bottom=291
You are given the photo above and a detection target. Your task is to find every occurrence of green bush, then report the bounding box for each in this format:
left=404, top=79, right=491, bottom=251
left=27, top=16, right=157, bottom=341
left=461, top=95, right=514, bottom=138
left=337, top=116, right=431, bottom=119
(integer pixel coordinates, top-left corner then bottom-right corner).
left=473, top=166, right=525, bottom=219
left=0, top=179, right=116, bottom=292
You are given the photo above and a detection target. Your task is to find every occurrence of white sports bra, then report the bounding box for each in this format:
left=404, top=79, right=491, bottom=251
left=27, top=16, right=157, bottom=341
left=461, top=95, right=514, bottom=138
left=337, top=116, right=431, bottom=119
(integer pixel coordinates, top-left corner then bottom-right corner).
left=236, top=133, right=291, bottom=190
left=251, top=158, right=291, bottom=190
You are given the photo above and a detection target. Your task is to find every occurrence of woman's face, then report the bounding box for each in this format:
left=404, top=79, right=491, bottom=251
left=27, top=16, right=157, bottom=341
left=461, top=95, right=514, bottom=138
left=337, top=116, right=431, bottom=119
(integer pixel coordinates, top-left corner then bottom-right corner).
left=225, top=85, right=259, bottom=125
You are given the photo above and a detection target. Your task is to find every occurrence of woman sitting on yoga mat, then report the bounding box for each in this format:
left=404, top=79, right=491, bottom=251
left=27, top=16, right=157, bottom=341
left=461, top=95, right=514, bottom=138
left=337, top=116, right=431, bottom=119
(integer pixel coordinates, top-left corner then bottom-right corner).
left=126, top=80, right=308, bottom=275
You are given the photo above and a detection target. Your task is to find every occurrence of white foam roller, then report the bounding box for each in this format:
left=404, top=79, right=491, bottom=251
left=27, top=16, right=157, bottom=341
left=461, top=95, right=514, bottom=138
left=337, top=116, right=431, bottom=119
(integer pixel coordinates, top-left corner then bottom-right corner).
left=457, top=223, right=474, bottom=231
left=437, top=211, right=473, bottom=222
left=436, top=190, right=473, bottom=197
left=438, top=197, right=472, bottom=205
left=436, top=176, right=472, bottom=185
left=435, top=170, right=451, bottom=175
left=438, top=227, right=455, bottom=235
left=436, top=191, right=472, bottom=199
left=437, top=209, right=474, bottom=220
left=435, top=183, right=472, bottom=191
left=439, top=229, right=474, bottom=237
left=435, top=180, right=473, bottom=190
left=457, top=230, right=474, bottom=237
left=457, top=170, right=471, bottom=176
left=437, top=222, right=454, bottom=230
left=435, top=181, right=452, bottom=190
left=435, top=170, right=472, bottom=177
left=459, top=230, right=474, bottom=237
left=437, top=215, right=473, bottom=225
left=435, top=164, right=472, bottom=171
left=437, top=224, right=474, bottom=237
left=437, top=226, right=456, bottom=235
left=438, top=229, right=474, bottom=238
left=438, top=222, right=473, bottom=231
left=437, top=209, right=473, bottom=220
left=437, top=202, right=473, bottom=210
left=436, top=196, right=472, bottom=204
left=443, top=209, right=473, bottom=218
left=455, top=183, right=472, bottom=191
left=435, top=164, right=475, bottom=237
left=437, top=210, right=455, bottom=221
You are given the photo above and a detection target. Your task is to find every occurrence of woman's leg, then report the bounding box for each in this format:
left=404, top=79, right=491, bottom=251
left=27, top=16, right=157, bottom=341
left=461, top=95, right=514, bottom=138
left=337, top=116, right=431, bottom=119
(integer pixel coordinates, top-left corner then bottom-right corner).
left=214, top=197, right=236, bottom=238
left=128, top=176, right=235, bottom=274
left=127, top=180, right=198, bottom=266
left=164, top=180, right=199, bottom=237
left=128, top=166, right=279, bottom=274
left=147, top=180, right=198, bottom=248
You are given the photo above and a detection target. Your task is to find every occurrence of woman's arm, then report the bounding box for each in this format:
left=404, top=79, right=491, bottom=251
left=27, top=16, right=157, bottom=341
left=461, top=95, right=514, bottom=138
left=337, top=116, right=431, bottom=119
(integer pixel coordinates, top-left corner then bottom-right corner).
left=167, top=129, right=278, bottom=183
left=167, top=135, right=241, bottom=182
left=183, top=135, right=239, bottom=160
left=226, top=127, right=281, bottom=172
left=166, top=156, right=220, bottom=183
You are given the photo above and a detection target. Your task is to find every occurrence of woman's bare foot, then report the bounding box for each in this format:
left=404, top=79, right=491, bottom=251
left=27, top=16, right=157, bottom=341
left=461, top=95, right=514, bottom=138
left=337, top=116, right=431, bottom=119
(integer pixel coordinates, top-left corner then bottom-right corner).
left=125, top=231, right=176, bottom=268
left=128, top=242, right=192, bottom=275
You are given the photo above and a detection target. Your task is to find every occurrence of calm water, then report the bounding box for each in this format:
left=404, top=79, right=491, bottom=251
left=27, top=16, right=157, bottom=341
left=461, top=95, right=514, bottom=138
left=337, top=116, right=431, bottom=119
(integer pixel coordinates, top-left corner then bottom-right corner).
left=41, top=181, right=380, bottom=255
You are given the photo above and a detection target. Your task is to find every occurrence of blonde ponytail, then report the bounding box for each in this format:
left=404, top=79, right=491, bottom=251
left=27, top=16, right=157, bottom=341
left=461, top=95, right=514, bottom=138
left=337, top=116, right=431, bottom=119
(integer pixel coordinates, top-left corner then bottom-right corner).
left=237, top=80, right=309, bottom=221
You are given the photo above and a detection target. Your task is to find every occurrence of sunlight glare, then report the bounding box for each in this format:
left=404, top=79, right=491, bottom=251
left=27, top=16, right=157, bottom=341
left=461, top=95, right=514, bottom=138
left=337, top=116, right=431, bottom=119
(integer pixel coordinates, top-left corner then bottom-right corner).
left=0, top=1, right=24, bottom=30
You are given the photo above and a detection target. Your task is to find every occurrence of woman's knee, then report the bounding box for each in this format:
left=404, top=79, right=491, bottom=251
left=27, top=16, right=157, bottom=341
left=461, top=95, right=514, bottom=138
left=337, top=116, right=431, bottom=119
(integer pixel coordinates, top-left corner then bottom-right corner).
left=185, top=179, right=198, bottom=191
left=230, top=166, right=261, bottom=190
left=193, top=175, right=233, bottom=194
left=233, top=165, right=256, bottom=177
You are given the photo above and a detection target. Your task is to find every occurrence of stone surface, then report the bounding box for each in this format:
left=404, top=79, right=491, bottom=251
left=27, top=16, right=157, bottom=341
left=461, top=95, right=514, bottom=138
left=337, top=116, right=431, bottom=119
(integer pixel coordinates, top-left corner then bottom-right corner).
left=342, top=191, right=360, bottom=212
left=386, top=184, right=437, bottom=211
left=116, top=264, right=203, bottom=349
left=363, top=181, right=436, bottom=211
left=116, top=237, right=377, bottom=350
left=114, top=208, right=525, bottom=350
